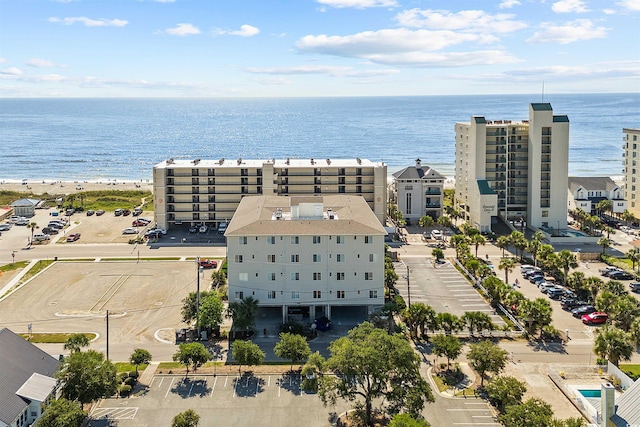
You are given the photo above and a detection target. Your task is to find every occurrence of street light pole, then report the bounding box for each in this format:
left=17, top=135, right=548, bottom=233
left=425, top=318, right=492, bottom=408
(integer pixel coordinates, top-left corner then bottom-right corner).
left=406, top=264, right=411, bottom=308
left=196, top=257, right=201, bottom=339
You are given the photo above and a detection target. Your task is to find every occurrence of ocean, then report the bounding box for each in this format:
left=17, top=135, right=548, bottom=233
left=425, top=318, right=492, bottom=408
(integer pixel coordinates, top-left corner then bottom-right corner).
left=0, top=94, right=638, bottom=182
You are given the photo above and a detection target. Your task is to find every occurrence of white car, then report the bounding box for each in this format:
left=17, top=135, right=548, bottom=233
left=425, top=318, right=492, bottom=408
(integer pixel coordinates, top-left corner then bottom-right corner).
left=217, top=222, right=228, bottom=234
left=431, top=230, right=443, bottom=240
left=33, top=234, right=50, bottom=241
left=122, top=227, right=138, bottom=235
left=148, top=227, right=167, bottom=235
left=199, top=225, right=208, bottom=233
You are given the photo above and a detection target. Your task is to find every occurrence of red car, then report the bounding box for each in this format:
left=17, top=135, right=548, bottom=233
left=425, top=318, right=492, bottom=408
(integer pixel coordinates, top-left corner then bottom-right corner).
left=66, top=233, right=81, bottom=242
left=581, top=312, right=609, bottom=325
left=198, top=259, right=217, bottom=269
left=132, top=219, right=150, bottom=227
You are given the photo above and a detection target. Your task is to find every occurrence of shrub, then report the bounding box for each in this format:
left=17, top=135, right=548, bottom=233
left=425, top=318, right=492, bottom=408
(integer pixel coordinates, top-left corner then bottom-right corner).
left=119, top=384, right=132, bottom=397
left=124, top=376, right=137, bottom=386
left=128, top=370, right=139, bottom=379
left=118, top=372, right=129, bottom=383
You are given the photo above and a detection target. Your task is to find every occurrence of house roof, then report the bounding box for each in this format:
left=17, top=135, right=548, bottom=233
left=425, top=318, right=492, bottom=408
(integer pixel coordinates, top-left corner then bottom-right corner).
left=10, top=198, right=40, bottom=208
left=612, top=379, right=640, bottom=427
left=0, top=328, right=59, bottom=426
left=568, top=176, right=619, bottom=193
left=15, top=373, right=57, bottom=403
left=392, top=165, right=445, bottom=181
left=226, top=195, right=386, bottom=236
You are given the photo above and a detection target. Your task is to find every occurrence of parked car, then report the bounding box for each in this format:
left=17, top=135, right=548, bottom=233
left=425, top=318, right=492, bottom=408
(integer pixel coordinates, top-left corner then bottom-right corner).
left=581, top=312, right=609, bottom=325
left=86, top=210, right=95, bottom=216
left=147, top=227, right=166, bottom=235
left=572, top=305, right=597, bottom=318
left=561, top=299, right=589, bottom=310
left=608, top=271, right=635, bottom=281
left=198, top=259, right=217, bottom=269
left=15, top=218, right=30, bottom=226
left=33, top=234, right=50, bottom=241
left=122, top=227, right=138, bottom=235
left=131, top=220, right=148, bottom=227
left=546, top=287, right=567, bottom=299
left=630, top=282, right=640, bottom=293
left=96, top=209, right=105, bottom=216
left=42, top=227, right=59, bottom=235
left=431, top=229, right=443, bottom=240
left=122, top=209, right=131, bottom=216
left=199, top=225, right=208, bottom=233
left=0, top=223, right=11, bottom=231
left=66, top=233, right=81, bottom=242
left=114, top=209, right=123, bottom=216
left=601, top=268, right=623, bottom=277
left=133, top=208, right=143, bottom=216
left=145, top=230, right=163, bottom=239
left=189, top=226, right=198, bottom=233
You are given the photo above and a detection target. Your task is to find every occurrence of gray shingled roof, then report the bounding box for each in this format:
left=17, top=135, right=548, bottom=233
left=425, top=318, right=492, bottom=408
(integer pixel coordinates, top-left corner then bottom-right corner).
left=392, top=165, right=445, bottom=181
left=568, top=176, right=618, bottom=194
left=0, top=328, right=59, bottom=426
left=612, top=379, right=640, bottom=427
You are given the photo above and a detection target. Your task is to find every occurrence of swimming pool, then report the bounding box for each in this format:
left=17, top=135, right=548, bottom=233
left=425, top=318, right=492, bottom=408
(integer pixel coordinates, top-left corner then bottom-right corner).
left=561, top=229, right=590, bottom=238
left=578, top=389, right=601, bottom=398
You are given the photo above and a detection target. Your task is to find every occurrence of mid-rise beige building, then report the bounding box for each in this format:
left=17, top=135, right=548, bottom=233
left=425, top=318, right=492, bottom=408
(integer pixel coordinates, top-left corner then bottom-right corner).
left=225, top=195, right=386, bottom=323
left=623, top=128, right=640, bottom=218
left=455, top=103, right=569, bottom=232
left=152, top=158, right=387, bottom=230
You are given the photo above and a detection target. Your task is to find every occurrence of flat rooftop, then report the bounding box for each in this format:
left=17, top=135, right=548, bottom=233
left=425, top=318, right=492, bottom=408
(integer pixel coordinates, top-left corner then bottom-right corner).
left=154, top=158, right=383, bottom=169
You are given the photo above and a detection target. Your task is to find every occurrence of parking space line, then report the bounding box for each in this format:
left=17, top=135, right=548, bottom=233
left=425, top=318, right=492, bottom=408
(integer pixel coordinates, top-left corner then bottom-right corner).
left=256, top=378, right=260, bottom=395
left=267, top=375, right=271, bottom=387
left=224, top=376, right=228, bottom=387
left=188, top=379, right=195, bottom=397
left=210, top=376, right=217, bottom=397
left=157, top=377, right=163, bottom=388
left=164, top=377, right=174, bottom=399
left=233, top=375, right=239, bottom=397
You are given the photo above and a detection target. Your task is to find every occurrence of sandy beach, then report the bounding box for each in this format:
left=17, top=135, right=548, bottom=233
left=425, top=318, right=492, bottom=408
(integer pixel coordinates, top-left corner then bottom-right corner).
left=0, top=179, right=154, bottom=196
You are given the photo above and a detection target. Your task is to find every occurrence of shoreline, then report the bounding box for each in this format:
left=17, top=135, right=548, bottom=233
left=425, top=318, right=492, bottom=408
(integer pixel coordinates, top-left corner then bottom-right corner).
left=0, top=179, right=154, bottom=196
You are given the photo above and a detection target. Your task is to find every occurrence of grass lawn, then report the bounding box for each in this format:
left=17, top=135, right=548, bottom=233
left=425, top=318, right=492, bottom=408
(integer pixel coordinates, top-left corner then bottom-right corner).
left=19, top=332, right=97, bottom=343
left=619, top=364, right=640, bottom=381
left=114, top=362, right=148, bottom=373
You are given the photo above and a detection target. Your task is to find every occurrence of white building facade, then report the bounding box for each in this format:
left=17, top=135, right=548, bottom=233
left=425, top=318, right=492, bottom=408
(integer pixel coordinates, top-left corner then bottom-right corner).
left=455, top=103, right=569, bottom=233
left=152, top=158, right=387, bottom=230
left=391, top=159, right=445, bottom=222
left=623, top=128, right=640, bottom=219
left=568, top=177, right=627, bottom=215
left=225, top=195, right=386, bottom=323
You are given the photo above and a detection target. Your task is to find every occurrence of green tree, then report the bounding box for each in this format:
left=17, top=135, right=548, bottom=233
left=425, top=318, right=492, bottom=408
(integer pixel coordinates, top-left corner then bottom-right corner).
left=197, top=292, right=225, bottom=331
left=629, top=317, right=640, bottom=345
left=129, top=348, right=152, bottom=373
left=495, top=235, right=511, bottom=258
left=55, top=350, right=118, bottom=405
left=527, top=230, right=546, bottom=267
left=171, top=409, right=200, bottom=427
left=596, top=199, right=613, bottom=218
left=626, top=248, right=639, bottom=273
left=594, top=325, right=634, bottom=366
left=498, top=257, right=516, bottom=284
left=431, top=334, right=462, bottom=370
left=435, top=312, right=464, bottom=335
left=227, top=296, right=260, bottom=338
left=500, top=398, right=554, bottom=427
left=27, top=221, right=39, bottom=244
left=510, top=231, right=528, bottom=261
left=462, top=311, right=495, bottom=336
left=431, top=247, right=445, bottom=262
left=63, top=333, right=90, bottom=353
left=318, top=322, right=433, bottom=426
left=556, top=250, right=578, bottom=287
left=172, top=342, right=211, bottom=377
left=211, top=269, right=227, bottom=289
left=485, top=376, right=527, bottom=413
left=584, top=276, right=604, bottom=303
left=386, top=265, right=399, bottom=289
left=418, top=215, right=434, bottom=231
left=597, top=237, right=611, bottom=255
left=437, top=215, right=452, bottom=242
left=274, top=332, right=311, bottom=371
left=465, top=258, right=480, bottom=278
left=34, top=398, right=86, bottom=427
left=232, top=339, right=265, bottom=374
left=483, top=276, right=510, bottom=307
left=181, top=290, right=217, bottom=325
left=469, top=233, right=486, bottom=258
left=388, top=413, right=431, bottom=427
left=467, top=340, right=508, bottom=386
left=519, top=298, right=553, bottom=338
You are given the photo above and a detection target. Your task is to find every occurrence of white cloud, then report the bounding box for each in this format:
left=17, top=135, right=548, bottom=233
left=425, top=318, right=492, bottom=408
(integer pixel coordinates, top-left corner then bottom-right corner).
left=504, top=61, right=640, bottom=79
left=0, top=67, right=22, bottom=76
left=527, top=19, right=608, bottom=44
left=316, top=0, right=397, bottom=8
left=0, top=57, right=7, bottom=64
left=28, top=58, right=55, bottom=68
left=499, top=0, right=521, bottom=8
left=229, top=24, right=260, bottom=37
left=245, top=65, right=398, bottom=77
left=603, top=8, right=616, bottom=14
left=618, top=0, right=640, bottom=11
left=395, top=9, right=527, bottom=33
left=48, top=16, right=128, bottom=27
left=552, top=0, right=589, bottom=13
left=164, top=23, right=201, bottom=36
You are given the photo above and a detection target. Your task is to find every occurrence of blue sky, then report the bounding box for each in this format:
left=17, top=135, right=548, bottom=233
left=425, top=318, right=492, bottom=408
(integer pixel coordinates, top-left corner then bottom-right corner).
left=1, top=0, right=639, bottom=97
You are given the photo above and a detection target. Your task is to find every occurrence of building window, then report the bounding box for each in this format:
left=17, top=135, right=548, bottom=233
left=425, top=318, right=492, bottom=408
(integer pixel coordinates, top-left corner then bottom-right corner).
left=291, top=254, right=300, bottom=263
left=336, top=290, right=345, bottom=299
left=541, top=211, right=549, bottom=218
left=313, top=290, right=322, bottom=299
left=365, top=272, right=373, bottom=280
left=337, top=254, right=345, bottom=262
left=267, top=236, right=276, bottom=244
left=406, top=193, right=412, bottom=215
left=369, top=290, right=378, bottom=299
left=268, top=273, right=276, bottom=281
left=267, top=291, right=276, bottom=299
left=291, top=236, right=299, bottom=244
left=365, top=235, right=372, bottom=244
left=267, top=254, right=276, bottom=263
left=234, top=255, right=243, bottom=263
left=313, top=254, right=322, bottom=262
left=369, top=254, right=376, bottom=262
left=239, top=236, right=247, bottom=245
left=291, top=272, right=300, bottom=281
left=291, top=291, right=300, bottom=299
left=336, top=272, right=345, bottom=281
left=336, top=236, right=344, bottom=244
left=235, top=291, right=244, bottom=300
left=313, top=236, right=322, bottom=244
left=239, top=273, right=248, bottom=281
left=313, top=272, right=322, bottom=280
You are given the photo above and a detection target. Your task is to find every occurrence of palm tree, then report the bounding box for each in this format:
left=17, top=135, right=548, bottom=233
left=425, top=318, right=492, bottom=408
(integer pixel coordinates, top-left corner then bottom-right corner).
left=227, top=296, right=260, bottom=339
left=498, top=257, right=516, bottom=285
left=527, top=230, right=545, bottom=267
left=594, top=325, right=634, bottom=366
left=496, top=235, right=510, bottom=258
left=596, top=199, right=613, bottom=219
left=597, top=237, right=611, bottom=256
left=510, top=231, right=528, bottom=261
left=437, top=215, right=452, bottom=242
left=621, top=209, right=636, bottom=227
left=469, top=233, right=486, bottom=258
left=418, top=215, right=434, bottom=232
left=626, top=248, right=639, bottom=273
left=556, top=250, right=578, bottom=287
left=27, top=221, right=39, bottom=245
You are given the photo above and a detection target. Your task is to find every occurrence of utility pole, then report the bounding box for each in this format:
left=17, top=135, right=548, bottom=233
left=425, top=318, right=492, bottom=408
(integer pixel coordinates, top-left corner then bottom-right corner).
left=196, top=257, right=201, bottom=340
left=106, top=309, right=109, bottom=361
left=406, top=264, right=411, bottom=308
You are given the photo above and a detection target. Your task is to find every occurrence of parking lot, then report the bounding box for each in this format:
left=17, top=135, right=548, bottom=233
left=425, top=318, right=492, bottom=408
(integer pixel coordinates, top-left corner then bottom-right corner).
left=89, top=373, right=350, bottom=427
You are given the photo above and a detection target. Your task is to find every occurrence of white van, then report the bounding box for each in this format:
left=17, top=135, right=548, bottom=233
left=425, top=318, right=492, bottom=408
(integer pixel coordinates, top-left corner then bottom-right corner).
left=33, top=234, right=50, bottom=241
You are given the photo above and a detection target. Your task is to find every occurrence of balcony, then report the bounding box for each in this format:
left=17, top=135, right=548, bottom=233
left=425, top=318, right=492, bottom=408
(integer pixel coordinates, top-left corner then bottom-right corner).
left=425, top=189, right=441, bottom=195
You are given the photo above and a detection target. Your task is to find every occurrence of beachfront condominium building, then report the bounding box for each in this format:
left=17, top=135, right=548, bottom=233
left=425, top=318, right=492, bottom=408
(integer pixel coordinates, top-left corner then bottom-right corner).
left=391, top=159, right=445, bottom=223
left=152, top=158, right=387, bottom=230
left=225, top=195, right=386, bottom=323
left=567, top=177, right=627, bottom=216
left=623, top=128, right=640, bottom=219
left=455, top=103, right=569, bottom=233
